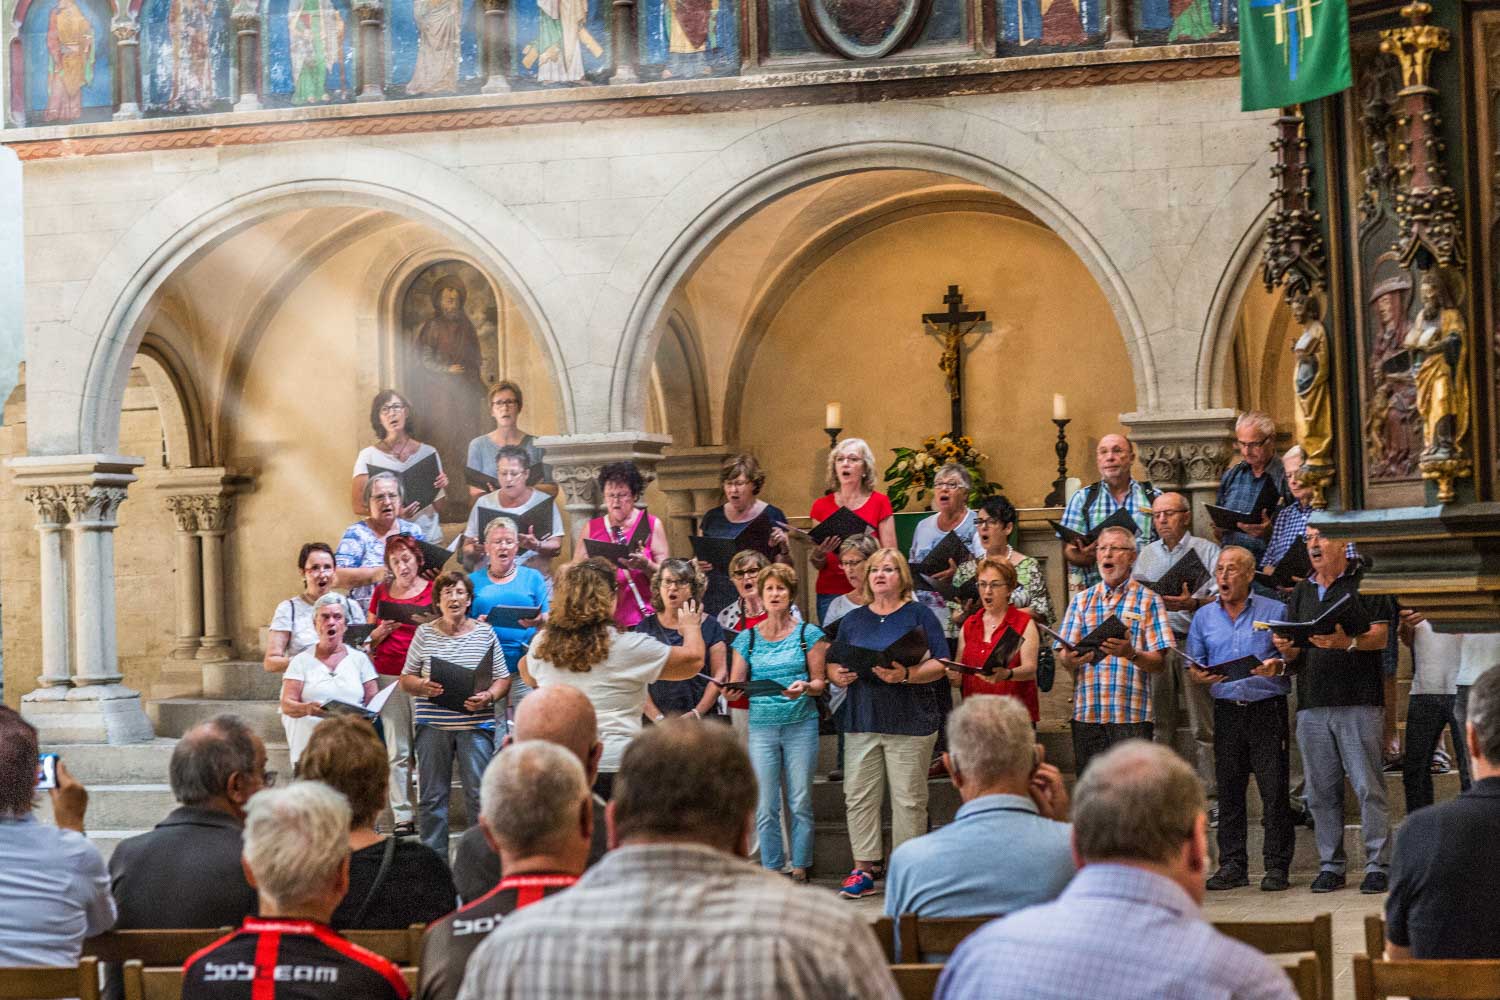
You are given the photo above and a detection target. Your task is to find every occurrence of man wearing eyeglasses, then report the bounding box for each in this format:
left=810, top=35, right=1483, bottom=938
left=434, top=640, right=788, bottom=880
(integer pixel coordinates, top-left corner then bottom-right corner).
left=1059, top=434, right=1158, bottom=593
left=1215, top=411, right=1292, bottom=563
left=1133, top=493, right=1220, bottom=802
left=1054, top=526, right=1175, bottom=776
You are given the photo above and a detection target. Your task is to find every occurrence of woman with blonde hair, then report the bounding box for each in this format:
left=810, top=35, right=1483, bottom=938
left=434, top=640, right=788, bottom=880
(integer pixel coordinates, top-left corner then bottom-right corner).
left=825, top=547, right=948, bottom=899
left=809, top=437, right=898, bottom=620
left=948, top=556, right=1042, bottom=724
left=519, top=558, right=708, bottom=797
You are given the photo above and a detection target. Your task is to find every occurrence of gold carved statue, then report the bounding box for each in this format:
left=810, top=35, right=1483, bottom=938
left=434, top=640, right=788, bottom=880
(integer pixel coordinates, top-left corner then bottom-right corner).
left=1290, top=288, right=1334, bottom=470
left=1404, top=270, right=1469, bottom=462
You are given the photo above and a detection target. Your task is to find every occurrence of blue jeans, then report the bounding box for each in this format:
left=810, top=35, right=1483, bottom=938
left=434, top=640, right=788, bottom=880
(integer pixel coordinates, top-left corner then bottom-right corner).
left=816, top=593, right=836, bottom=622
left=415, top=724, right=495, bottom=856
left=748, top=715, right=819, bottom=871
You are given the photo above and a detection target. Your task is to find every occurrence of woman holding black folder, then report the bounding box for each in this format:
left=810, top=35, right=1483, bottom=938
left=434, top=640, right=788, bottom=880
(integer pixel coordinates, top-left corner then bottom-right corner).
left=366, top=534, right=434, bottom=838
left=810, top=439, right=898, bottom=621
left=400, top=571, right=509, bottom=856
left=351, top=390, right=449, bottom=543
left=461, top=445, right=564, bottom=574
left=571, top=462, right=670, bottom=629
left=695, top=453, right=791, bottom=615
left=825, top=548, right=949, bottom=900
left=950, top=558, right=1041, bottom=724
left=279, top=593, right=379, bottom=767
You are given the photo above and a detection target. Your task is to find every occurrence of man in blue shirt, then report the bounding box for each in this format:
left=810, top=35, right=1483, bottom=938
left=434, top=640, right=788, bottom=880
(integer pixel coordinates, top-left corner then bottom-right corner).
left=1215, top=411, right=1290, bottom=564
left=885, top=696, right=1073, bottom=956
left=1186, top=546, right=1294, bottom=892
left=937, top=741, right=1295, bottom=1000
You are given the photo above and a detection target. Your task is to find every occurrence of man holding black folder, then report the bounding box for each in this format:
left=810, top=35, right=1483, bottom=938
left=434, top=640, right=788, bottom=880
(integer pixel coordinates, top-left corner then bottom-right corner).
left=1213, top=411, right=1290, bottom=563
left=1133, top=492, right=1220, bottom=797
left=1185, top=546, right=1294, bottom=892
left=1259, top=447, right=1321, bottom=594
left=1053, top=525, right=1174, bottom=776
left=1272, top=527, right=1395, bottom=895
left=1058, top=435, right=1158, bottom=592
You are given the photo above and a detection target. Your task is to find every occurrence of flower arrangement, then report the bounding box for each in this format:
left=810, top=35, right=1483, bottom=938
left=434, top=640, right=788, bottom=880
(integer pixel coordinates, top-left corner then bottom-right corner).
left=883, top=434, right=1002, bottom=512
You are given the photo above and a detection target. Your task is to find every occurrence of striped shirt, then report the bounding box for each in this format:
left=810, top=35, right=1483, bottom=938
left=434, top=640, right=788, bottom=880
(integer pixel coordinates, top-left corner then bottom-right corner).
left=402, top=623, right=508, bottom=730
left=1060, top=480, right=1157, bottom=590
left=1056, top=578, right=1174, bottom=723
left=456, top=843, right=899, bottom=1000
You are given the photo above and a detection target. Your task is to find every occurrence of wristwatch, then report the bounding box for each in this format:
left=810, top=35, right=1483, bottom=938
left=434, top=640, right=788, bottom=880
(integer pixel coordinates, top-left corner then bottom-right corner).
left=1347, top=638, right=1358, bottom=652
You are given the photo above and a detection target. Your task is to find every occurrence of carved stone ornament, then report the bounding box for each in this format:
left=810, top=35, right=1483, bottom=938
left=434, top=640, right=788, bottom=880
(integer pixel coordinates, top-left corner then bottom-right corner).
left=1261, top=107, right=1326, bottom=294
left=23, top=486, right=73, bottom=526
left=164, top=495, right=201, bottom=532
left=551, top=465, right=602, bottom=512
left=1137, top=443, right=1183, bottom=489
left=64, top=486, right=130, bottom=525
left=230, top=3, right=260, bottom=32
left=798, top=0, right=933, bottom=59
left=1381, top=2, right=1465, bottom=269
left=192, top=494, right=235, bottom=532
left=1182, top=442, right=1235, bottom=486
left=110, top=14, right=139, bottom=42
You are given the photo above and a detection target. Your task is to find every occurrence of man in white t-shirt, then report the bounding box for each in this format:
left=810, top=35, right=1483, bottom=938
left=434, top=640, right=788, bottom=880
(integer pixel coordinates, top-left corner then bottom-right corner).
left=1399, top=611, right=1465, bottom=812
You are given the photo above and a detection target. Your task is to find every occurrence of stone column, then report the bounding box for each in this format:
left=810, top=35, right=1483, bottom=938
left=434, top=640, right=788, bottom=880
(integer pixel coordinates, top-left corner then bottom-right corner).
left=1103, top=0, right=1132, bottom=47
left=654, top=446, right=734, bottom=555
left=354, top=0, right=385, bottom=101
left=163, top=496, right=204, bottom=659
left=66, top=486, right=130, bottom=687
left=232, top=3, right=262, bottom=111
left=533, top=432, right=673, bottom=527
left=480, top=0, right=510, bottom=94
left=111, top=17, right=143, bottom=120
left=609, top=0, right=638, bottom=83
left=195, top=494, right=234, bottom=661
left=1122, top=410, right=1238, bottom=538
left=21, top=487, right=74, bottom=698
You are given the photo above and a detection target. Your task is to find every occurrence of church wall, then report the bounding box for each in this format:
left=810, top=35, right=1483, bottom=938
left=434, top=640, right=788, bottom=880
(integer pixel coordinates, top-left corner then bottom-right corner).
left=736, top=210, right=1135, bottom=513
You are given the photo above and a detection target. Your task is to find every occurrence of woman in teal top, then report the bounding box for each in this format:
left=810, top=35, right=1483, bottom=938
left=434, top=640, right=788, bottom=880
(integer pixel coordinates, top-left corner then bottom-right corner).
left=728, top=563, right=828, bottom=882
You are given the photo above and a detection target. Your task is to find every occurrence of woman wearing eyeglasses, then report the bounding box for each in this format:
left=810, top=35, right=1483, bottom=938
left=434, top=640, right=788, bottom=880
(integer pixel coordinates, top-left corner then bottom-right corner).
left=948, top=557, right=1042, bottom=724
left=810, top=438, right=898, bottom=621
left=695, top=453, right=791, bottom=616
left=908, top=463, right=985, bottom=652
left=466, top=380, right=557, bottom=499
left=351, top=389, right=449, bottom=543
left=952, top=495, right=1054, bottom=628
left=570, top=462, right=670, bottom=629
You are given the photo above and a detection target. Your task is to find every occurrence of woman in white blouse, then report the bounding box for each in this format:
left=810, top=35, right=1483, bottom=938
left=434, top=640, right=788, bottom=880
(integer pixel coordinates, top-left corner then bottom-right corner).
left=263, top=542, right=366, bottom=674
left=351, top=389, right=449, bottom=542
left=279, top=593, right=378, bottom=766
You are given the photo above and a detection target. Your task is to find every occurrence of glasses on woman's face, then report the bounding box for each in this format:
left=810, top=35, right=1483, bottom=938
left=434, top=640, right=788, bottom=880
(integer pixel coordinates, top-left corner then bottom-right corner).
left=974, top=516, right=999, bottom=528
left=976, top=580, right=1009, bottom=591
left=379, top=402, right=407, bottom=414
left=839, top=558, right=866, bottom=573
left=933, top=480, right=965, bottom=491
left=732, top=569, right=759, bottom=580
left=603, top=491, right=635, bottom=504
left=492, top=397, right=520, bottom=410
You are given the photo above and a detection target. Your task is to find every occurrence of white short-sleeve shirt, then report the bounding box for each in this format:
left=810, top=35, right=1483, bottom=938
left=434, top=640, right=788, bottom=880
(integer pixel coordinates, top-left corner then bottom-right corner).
left=268, top=594, right=367, bottom=660
left=526, top=629, right=670, bottom=772
left=281, top=648, right=378, bottom=763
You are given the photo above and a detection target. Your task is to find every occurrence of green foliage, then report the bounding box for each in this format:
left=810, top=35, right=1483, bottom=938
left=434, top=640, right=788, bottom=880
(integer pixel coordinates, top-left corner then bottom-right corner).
left=883, top=434, right=1002, bottom=512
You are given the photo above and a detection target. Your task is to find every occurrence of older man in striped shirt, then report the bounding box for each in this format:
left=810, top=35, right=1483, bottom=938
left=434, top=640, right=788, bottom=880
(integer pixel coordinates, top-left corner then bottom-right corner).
left=1055, top=525, right=1175, bottom=777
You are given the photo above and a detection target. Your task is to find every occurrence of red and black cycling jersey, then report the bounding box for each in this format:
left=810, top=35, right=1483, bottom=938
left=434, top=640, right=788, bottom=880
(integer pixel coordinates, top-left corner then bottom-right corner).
left=182, top=917, right=409, bottom=1000
left=417, top=873, right=579, bottom=1000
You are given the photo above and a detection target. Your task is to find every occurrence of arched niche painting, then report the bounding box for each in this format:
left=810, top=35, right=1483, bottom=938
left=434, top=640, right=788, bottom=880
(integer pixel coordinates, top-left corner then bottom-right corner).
left=508, top=0, right=610, bottom=85
left=1133, top=0, right=1235, bottom=43
left=140, top=0, right=234, bottom=113
left=12, top=0, right=114, bottom=125
left=997, top=0, right=1104, bottom=53
left=399, top=260, right=499, bottom=521
left=263, top=0, right=356, bottom=105
left=386, top=0, right=482, bottom=95
left=636, top=0, right=739, bottom=78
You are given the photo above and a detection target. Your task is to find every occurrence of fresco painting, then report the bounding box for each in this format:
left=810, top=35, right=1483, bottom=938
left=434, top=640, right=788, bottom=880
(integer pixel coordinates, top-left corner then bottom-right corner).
left=386, top=0, right=481, bottom=94
left=639, top=0, right=737, bottom=76
left=1135, top=0, right=1236, bottom=42
left=16, top=0, right=113, bottom=123
left=141, top=0, right=233, bottom=113
left=998, top=0, right=1104, bottom=51
left=264, top=0, right=356, bottom=104
left=509, top=0, right=609, bottom=84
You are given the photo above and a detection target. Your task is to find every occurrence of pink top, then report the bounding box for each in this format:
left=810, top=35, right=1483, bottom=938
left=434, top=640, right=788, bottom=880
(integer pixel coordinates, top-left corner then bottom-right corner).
left=586, top=510, right=659, bottom=628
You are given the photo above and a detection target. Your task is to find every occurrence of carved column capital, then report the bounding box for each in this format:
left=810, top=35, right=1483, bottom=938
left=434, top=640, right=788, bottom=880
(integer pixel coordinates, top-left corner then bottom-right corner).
left=110, top=14, right=139, bottom=42
left=65, top=485, right=129, bottom=526
left=353, top=0, right=382, bottom=22
left=23, top=486, right=73, bottom=527
left=552, top=466, right=601, bottom=513
left=191, top=494, right=235, bottom=533
left=1181, top=441, right=1236, bottom=491
left=164, top=494, right=201, bottom=532
left=1137, top=443, right=1183, bottom=490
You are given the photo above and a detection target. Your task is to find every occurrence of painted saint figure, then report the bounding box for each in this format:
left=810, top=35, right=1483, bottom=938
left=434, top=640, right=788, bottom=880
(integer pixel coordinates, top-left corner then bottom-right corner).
left=666, top=0, right=718, bottom=54
left=1290, top=288, right=1333, bottom=470
left=408, top=276, right=487, bottom=520
left=167, top=0, right=217, bottom=110
left=288, top=0, right=346, bottom=103
left=406, top=0, right=460, bottom=93
left=1404, top=271, right=1470, bottom=462
left=530, top=0, right=592, bottom=82
left=1365, top=272, right=1420, bottom=479
left=44, top=0, right=95, bottom=122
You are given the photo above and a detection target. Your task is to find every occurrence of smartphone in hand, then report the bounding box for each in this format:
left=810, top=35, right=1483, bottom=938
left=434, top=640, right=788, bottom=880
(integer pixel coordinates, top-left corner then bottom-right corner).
left=36, top=752, right=59, bottom=791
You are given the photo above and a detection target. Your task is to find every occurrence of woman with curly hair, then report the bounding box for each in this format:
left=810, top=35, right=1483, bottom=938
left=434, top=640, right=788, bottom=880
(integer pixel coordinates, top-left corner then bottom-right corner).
left=519, top=558, right=706, bottom=798
left=570, top=462, right=671, bottom=628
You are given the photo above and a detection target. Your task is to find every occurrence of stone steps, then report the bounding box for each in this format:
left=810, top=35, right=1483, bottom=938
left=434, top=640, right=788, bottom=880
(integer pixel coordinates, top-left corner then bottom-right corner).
left=154, top=699, right=283, bottom=744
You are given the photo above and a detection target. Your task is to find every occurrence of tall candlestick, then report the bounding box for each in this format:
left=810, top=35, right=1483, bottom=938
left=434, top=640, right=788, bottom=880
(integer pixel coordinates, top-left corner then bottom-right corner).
left=1052, top=394, right=1068, bottom=421
left=825, top=402, right=843, bottom=430
left=1044, top=418, right=1072, bottom=507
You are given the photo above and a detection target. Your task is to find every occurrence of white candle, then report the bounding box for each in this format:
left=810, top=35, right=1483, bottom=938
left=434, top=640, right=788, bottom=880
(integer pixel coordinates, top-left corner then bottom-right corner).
left=825, top=402, right=843, bottom=429
left=1052, top=394, right=1068, bottom=421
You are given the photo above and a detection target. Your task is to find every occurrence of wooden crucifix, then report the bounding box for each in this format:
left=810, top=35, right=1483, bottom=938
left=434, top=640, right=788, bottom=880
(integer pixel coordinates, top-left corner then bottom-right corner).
left=921, top=284, right=991, bottom=438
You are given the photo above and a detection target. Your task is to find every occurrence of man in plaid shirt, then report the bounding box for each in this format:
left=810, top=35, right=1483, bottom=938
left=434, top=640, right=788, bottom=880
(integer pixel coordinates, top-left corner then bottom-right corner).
left=1055, top=525, right=1175, bottom=776
left=1059, top=434, right=1158, bottom=592
left=1215, top=411, right=1291, bottom=564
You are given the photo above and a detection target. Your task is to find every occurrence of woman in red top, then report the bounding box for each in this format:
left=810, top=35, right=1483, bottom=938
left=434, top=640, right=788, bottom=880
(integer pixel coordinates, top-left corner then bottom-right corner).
left=809, top=438, right=898, bottom=620
left=367, top=533, right=435, bottom=836
left=949, top=557, right=1041, bottom=723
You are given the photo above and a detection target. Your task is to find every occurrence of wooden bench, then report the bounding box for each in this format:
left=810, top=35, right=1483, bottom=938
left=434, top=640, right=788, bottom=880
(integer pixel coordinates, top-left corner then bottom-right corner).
left=1353, top=954, right=1500, bottom=999
left=345, top=925, right=426, bottom=964
left=1364, top=913, right=1385, bottom=961
left=1281, top=956, right=1321, bottom=1000
left=1214, top=914, right=1333, bottom=1000
left=894, top=914, right=993, bottom=963
left=889, top=963, right=944, bottom=1000
left=120, top=962, right=181, bottom=1000
left=83, top=929, right=232, bottom=965
left=871, top=916, right=896, bottom=962
left=0, top=956, right=101, bottom=1000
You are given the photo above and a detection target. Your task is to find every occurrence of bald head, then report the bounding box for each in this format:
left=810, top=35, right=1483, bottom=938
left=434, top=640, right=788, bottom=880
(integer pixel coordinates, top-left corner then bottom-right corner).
left=1095, top=434, right=1135, bottom=488
left=513, top=686, right=601, bottom=781
left=1149, top=492, right=1191, bottom=547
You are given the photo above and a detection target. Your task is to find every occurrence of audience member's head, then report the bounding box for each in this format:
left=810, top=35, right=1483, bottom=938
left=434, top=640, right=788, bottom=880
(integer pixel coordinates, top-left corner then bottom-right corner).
left=480, top=740, right=592, bottom=871
left=510, top=685, right=602, bottom=780
left=944, top=695, right=1036, bottom=800
left=1072, top=741, right=1207, bottom=903
left=532, top=559, right=617, bottom=672
left=0, top=705, right=38, bottom=820
left=242, top=782, right=351, bottom=921
left=608, top=722, right=756, bottom=856
left=296, top=716, right=387, bottom=833
left=169, top=714, right=269, bottom=821
left=1465, top=665, right=1500, bottom=776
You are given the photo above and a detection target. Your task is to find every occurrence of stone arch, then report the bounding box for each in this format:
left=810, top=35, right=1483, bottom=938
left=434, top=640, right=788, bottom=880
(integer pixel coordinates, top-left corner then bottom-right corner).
left=135, top=333, right=209, bottom=468
left=604, top=103, right=1160, bottom=433
left=43, top=143, right=569, bottom=459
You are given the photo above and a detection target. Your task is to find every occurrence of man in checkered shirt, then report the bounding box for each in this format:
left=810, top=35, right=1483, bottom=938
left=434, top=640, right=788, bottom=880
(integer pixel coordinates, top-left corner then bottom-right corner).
left=457, top=721, right=899, bottom=1000
left=1055, top=525, right=1175, bottom=776
left=1059, top=434, right=1158, bottom=592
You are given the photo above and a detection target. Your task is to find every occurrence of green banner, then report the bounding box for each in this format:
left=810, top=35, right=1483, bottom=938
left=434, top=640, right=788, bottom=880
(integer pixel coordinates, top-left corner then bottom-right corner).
left=1239, top=0, right=1352, bottom=112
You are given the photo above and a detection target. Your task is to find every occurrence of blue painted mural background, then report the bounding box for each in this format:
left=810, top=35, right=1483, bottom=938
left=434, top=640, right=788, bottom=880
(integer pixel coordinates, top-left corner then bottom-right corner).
left=140, top=0, right=233, bottom=112
left=386, top=0, right=482, bottom=91
left=509, top=0, right=610, bottom=84
left=264, top=0, right=357, bottom=103
left=638, top=0, right=738, bottom=76
left=19, top=0, right=113, bottom=119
